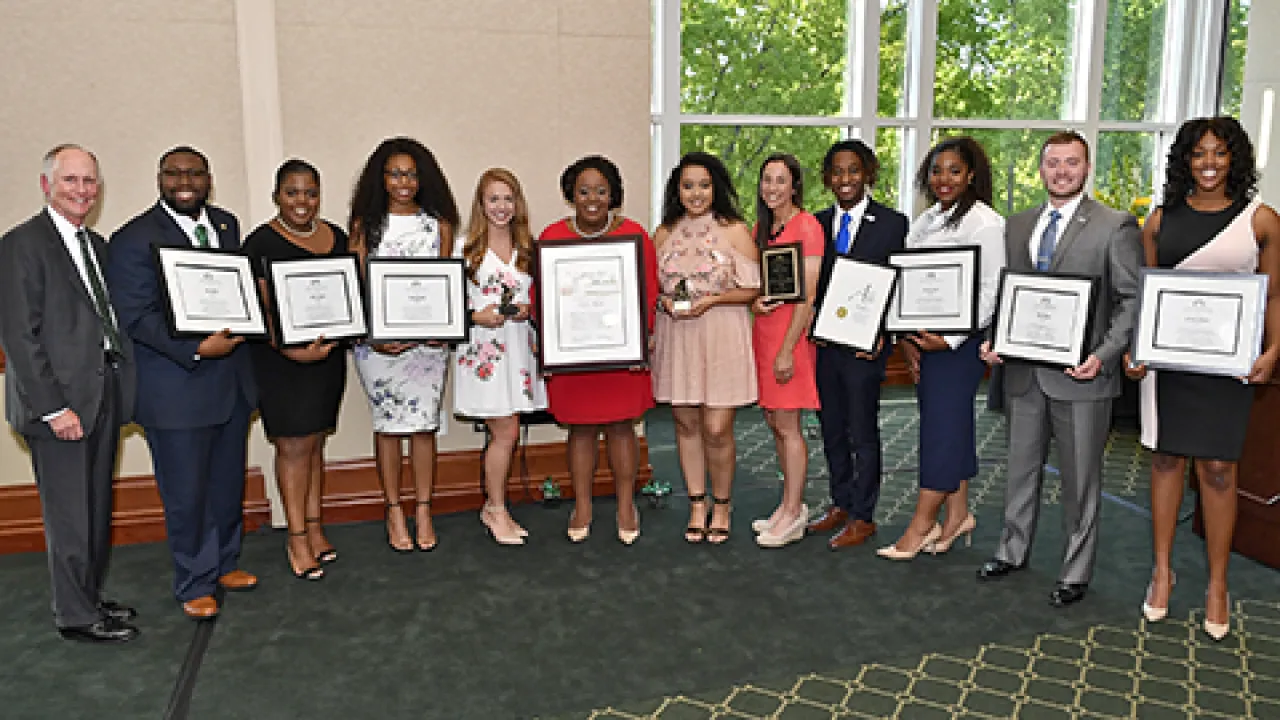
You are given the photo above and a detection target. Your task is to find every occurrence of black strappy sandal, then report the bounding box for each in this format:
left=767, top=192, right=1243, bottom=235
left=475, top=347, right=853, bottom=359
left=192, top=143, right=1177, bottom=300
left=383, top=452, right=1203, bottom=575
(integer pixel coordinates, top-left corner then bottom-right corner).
left=305, top=517, right=338, bottom=564
left=287, top=531, right=324, bottom=581
left=706, top=496, right=732, bottom=545
left=685, top=494, right=708, bottom=543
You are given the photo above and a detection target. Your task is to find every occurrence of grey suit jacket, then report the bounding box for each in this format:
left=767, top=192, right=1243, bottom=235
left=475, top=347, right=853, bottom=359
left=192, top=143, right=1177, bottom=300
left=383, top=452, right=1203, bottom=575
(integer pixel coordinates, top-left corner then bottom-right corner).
left=0, top=210, right=136, bottom=438
left=1002, top=196, right=1142, bottom=402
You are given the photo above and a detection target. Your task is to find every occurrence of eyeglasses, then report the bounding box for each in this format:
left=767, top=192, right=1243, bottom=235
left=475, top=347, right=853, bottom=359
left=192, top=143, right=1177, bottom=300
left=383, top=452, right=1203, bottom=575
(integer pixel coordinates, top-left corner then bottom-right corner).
left=384, top=170, right=419, bottom=181
left=160, top=168, right=209, bottom=180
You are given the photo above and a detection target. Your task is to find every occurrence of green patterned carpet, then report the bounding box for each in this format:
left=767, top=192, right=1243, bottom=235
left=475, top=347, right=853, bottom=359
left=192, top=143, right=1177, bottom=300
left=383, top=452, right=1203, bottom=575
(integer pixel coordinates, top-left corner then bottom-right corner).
left=558, top=387, right=1279, bottom=720
left=0, top=384, right=1275, bottom=720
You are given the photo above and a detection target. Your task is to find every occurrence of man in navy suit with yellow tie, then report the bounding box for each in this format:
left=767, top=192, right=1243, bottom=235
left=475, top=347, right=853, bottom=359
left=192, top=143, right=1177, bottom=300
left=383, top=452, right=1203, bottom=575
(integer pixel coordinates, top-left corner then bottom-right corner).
left=106, top=146, right=259, bottom=620
left=809, top=140, right=910, bottom=549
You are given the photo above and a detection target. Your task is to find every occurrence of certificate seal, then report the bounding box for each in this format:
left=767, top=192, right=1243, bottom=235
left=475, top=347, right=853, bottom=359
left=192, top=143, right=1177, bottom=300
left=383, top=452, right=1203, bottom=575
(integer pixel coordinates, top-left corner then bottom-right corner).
left=836, top=306, right=848, bottom=319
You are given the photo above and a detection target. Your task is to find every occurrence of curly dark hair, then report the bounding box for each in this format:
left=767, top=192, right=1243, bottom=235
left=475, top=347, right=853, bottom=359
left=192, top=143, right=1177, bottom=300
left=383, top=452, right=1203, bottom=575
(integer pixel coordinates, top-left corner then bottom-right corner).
left=559, top=155, right=624, bottom=209
left=348, top=137, right=459, bottom=253
left=660, top=151, right=743, bottom=228
left=821, top=139, right=880, bottom=188
left=1161, top=116, right=1259, bottom=208
left=754, top=153, right=804, bottom=250
left=915, top=136, right=993, bottom=230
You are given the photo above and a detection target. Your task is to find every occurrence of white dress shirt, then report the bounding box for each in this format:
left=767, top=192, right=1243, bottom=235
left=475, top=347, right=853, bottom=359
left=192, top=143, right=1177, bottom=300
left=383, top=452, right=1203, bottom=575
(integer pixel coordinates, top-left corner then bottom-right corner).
left=829, top=195, right=871, bottom=251
left=161, top=202, right=219, bottom=248
left=1027, top=192, right=1084, bottom=265
left=43, top=206, right=118, bottom=420
left=905, top=200, right=1007, bottom=348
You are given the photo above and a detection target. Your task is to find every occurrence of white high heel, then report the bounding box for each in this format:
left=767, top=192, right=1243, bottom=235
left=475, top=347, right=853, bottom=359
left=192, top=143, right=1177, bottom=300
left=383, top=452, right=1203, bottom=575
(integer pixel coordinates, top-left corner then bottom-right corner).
left=1141, top=571, right=1175, bottom=622
left=756, top=505, right=807, bottom=548
left=1204, top=590, right=1231, bottom=642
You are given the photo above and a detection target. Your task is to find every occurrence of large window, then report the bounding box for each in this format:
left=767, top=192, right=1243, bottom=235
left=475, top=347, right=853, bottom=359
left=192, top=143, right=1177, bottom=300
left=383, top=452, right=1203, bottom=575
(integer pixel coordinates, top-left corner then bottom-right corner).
left=655, top=0, right=1243, bottom=225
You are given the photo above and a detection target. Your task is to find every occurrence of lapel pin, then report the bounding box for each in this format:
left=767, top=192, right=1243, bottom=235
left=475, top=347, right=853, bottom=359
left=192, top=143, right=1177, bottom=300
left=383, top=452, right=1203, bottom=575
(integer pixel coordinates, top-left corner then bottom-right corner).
left=219, top=223, right=228, bottom=231
left=865, top=214, right=876, bottom=222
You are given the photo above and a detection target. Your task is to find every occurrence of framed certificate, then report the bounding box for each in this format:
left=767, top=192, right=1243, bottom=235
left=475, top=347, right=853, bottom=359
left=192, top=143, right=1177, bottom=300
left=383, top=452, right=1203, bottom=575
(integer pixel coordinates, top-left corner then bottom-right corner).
left=366, top=258, right=467, bottom=343
left=1131, top=269, right=1267, bottom=377
left=990, top=269, right=1099, bottom=367
left=884, top=246, right=980, bottom=333
left=810, top=258, right=898, bottom=353
left=152, top=246, right=267, bottom=338
left=534, top=235, right=647, bottom=373
left=761, top=242, right=804, bottom=302
left=263, top=254, right=367, bottom=346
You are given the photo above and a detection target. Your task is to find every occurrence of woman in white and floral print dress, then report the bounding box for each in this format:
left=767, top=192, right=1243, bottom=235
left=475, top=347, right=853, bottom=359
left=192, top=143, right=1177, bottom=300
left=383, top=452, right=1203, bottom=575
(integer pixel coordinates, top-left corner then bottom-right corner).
left=349, top=137, right=460, bottom=552
left=454, top=168, right=547, bottom=545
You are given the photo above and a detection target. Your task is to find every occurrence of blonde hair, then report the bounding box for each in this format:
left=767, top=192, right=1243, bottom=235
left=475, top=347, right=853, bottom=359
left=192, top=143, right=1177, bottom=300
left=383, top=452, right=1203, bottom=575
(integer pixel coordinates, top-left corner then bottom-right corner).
left=463, top=168, right=533, bottom=281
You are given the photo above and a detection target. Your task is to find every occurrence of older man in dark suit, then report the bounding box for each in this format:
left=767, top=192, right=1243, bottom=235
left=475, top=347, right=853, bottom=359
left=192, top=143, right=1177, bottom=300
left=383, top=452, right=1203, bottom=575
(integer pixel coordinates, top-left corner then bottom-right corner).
left=809, top=139, right=910, bottom=549
left=107, top=146, right=258, bottom=621
left=0, top=145, right=139, bottom=643
left=978, top=131, right=1142, bottom=607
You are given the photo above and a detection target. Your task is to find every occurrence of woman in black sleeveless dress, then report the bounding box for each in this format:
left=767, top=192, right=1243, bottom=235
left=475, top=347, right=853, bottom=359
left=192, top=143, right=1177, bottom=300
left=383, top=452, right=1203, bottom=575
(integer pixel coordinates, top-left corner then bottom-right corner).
left=242, top=159, right=349, bottom=581
left=1125, top=117, right=1280, bottom=641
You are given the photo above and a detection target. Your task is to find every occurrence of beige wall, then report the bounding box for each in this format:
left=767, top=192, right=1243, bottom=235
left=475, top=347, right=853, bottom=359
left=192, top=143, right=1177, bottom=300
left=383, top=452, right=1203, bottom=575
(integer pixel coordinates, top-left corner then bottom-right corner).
left=0, top=0, right=652, bottom=499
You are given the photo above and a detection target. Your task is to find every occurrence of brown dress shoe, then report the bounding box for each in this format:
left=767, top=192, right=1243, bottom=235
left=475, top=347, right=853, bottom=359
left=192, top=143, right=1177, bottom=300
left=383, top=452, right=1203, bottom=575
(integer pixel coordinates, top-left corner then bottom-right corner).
left=218, top=569, right=259, bottom=591
left=182, top=595, right=219, bottom=620
left=828, top=519, right=877, bottom=549
left=806, top=506, right=849, bottom=533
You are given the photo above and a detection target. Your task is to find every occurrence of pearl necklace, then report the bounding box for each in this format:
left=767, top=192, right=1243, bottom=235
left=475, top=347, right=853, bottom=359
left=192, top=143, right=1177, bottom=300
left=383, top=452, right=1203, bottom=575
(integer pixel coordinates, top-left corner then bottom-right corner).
left=276, top=216, right=318, bottom=237
left=569, top=210, right=616, bottom=238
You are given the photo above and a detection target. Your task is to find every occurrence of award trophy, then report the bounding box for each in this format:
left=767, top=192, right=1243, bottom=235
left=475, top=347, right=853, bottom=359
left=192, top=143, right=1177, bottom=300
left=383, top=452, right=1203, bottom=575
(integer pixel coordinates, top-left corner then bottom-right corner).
left=498, top=284, right=520, bottom=317
left=671, top=278, right=693, bottom=314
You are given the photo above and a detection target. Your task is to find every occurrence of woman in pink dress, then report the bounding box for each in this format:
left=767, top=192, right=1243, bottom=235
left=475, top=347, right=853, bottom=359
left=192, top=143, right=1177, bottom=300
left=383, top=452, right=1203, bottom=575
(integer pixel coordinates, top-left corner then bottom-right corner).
left=652, top=152, right=760, bottom=544
left=749, top=154, right=822, bottom=548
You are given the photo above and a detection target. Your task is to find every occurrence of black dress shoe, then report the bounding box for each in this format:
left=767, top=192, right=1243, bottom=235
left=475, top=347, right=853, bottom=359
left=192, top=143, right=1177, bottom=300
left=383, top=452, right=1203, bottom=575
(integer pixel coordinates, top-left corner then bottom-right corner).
left=1049, top=583, right=1088, bottom=608
left=977, top=558, right=1025, bottom=580
left=99, top=601, right=137, bottom=622
left=58, top=617, right=140, bottom=644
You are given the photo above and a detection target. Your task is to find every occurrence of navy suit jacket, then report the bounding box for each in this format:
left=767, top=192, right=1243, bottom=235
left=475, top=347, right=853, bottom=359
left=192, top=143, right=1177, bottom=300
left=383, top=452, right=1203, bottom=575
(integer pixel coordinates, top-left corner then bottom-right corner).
left=812, top=200, right=910, bottom=325
left=106, top=202, right=257, bottom=430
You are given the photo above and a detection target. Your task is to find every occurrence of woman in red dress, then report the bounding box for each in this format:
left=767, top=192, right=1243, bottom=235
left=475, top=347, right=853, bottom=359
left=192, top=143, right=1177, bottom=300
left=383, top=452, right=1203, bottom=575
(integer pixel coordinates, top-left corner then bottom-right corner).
left=749, top=154, right=823, bottom=548
left=539, top=155, right=658, bottom=545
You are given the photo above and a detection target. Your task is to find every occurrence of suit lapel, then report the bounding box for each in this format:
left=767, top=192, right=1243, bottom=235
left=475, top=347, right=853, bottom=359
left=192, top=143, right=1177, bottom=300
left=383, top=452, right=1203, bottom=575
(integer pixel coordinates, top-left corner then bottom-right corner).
left=210, top=211, right=237, bottom=252
left=1049, top=197, right=1093, bottom=272
left=1007, top=204, right=1040, bottom=272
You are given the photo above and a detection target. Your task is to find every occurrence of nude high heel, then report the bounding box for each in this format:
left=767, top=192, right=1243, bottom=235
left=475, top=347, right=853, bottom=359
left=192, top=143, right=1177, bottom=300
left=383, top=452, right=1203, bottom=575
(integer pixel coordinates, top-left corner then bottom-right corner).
left=932, top=514, right=976, bottom=554
left=1141, top=571, right=1175, bottom=622
left=481, top=505, right=524, bottom=546
left=876, top=523, right=942, bottom=560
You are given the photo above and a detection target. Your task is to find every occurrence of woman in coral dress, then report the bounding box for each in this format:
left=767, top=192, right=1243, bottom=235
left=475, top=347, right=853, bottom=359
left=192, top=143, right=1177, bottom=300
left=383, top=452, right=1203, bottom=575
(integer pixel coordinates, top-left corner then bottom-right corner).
left=748, top=154, right=823, bottom=548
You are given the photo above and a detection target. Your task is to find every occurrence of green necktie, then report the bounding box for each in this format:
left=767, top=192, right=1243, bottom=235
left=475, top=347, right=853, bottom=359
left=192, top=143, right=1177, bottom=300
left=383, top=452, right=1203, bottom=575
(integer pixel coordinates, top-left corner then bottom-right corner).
left=76, top=228, right=123, bottom=352
left=194, top=224, right=210, bottom=248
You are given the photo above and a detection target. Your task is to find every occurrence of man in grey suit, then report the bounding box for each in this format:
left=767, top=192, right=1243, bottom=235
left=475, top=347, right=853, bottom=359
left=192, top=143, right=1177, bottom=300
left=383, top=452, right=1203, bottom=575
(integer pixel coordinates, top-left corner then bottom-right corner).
left=0, top=145, right=139, bottom=642
left=977, top=131, right=1142, bottom=607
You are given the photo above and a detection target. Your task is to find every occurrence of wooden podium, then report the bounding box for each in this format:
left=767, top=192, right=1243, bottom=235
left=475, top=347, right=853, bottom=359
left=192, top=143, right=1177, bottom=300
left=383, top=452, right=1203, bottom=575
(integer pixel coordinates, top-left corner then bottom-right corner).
left=1193, top=382, right=1280, bottom=569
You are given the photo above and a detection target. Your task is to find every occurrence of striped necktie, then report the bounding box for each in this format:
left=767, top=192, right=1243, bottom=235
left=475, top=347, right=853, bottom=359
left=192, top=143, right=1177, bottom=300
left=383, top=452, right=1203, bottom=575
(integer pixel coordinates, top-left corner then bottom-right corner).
left=76, top=228, right=123, bottom=352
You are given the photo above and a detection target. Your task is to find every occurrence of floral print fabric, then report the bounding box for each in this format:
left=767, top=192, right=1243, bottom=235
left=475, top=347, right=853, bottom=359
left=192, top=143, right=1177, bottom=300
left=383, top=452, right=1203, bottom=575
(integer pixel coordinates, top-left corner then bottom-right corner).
left=453, top=247, right=547, bottom=417
left=353, top=213, right=449, bottom=433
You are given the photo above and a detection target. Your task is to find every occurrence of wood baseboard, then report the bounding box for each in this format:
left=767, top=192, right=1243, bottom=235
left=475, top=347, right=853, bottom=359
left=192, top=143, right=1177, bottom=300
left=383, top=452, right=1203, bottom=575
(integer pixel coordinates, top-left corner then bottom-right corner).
left=0, top=439, right=650, bottom=555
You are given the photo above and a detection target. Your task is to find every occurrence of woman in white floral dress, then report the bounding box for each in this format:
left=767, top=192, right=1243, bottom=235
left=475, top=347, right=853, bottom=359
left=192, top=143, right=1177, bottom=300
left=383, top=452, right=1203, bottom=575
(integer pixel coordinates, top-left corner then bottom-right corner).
left=349, top=137, right=460, bottom=552
left=454, top=169, right=547, bottom=545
